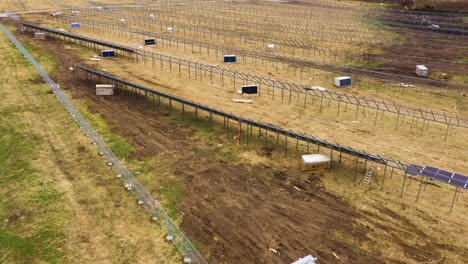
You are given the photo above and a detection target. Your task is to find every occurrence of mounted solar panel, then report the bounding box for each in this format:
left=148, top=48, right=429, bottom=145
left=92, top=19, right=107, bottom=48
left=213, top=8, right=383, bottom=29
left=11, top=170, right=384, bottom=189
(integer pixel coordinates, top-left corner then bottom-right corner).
left=144, top=38, right=156, bottom=46
left=223, top=55, right=236, bottom=63
left=417, top=166, right=467, bottom=189
left=434, top=170, right=453, bottom=183
left=70, top=23, right=80, bottom=29
left=404, top=164, right=423, bottom=176
left=451, top=174, right=468, bottom=189
left=101, top=50, right=115, bottom=58
left=425, top=166, right=439, bottom=173
left=421, top=166, right=438, bottom=179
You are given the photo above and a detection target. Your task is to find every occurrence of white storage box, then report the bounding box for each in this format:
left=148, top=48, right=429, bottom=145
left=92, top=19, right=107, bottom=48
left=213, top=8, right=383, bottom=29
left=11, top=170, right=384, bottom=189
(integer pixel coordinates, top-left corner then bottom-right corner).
left=96, top=84, right=114, bottom=95
left=416, top=65, right=428, bottom=76
left=267, top=44, right=275, bottom=52
left=34, top=32, right=46, bottom=39
left=301, top=154, right=330, bottom=171
left=334, top=76, right=352, bottom=87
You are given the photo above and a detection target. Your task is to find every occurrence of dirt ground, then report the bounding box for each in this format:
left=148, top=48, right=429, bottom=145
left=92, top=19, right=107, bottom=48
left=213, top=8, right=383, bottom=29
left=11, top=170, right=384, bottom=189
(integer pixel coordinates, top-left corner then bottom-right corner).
left=11, top=24, right=467, bottom=264
left=2, top=1, right=467, bottom=263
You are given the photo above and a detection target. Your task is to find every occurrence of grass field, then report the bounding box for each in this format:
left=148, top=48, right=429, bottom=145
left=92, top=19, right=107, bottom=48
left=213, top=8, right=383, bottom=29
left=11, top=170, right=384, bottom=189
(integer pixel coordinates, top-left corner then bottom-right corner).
left=0, top=28, right=180, bottom=264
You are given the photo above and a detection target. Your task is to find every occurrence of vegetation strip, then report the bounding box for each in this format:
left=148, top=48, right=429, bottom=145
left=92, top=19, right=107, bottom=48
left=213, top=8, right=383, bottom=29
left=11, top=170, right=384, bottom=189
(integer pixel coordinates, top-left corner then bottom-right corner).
left=0, top=23, right=207, bottom=264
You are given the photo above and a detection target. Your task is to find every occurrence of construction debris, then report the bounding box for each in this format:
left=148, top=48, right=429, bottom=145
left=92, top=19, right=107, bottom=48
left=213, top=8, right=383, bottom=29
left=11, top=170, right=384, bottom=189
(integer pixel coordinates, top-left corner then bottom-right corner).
left=232, top=99, right=253, bottom=103
left=397, top=83, right=415, bottom=88
left=305, top=86, right=326, bottom=91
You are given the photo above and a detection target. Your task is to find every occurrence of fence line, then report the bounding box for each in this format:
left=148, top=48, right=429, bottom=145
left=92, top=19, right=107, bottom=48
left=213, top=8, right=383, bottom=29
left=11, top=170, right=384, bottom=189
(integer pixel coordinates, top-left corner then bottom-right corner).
left=0, top=22, right=207, bottom=264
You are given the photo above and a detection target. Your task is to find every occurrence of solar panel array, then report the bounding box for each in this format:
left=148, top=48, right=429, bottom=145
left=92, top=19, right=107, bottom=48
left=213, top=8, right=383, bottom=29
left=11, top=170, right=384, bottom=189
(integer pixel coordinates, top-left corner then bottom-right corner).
left=406, top=164, right=468, bottom=189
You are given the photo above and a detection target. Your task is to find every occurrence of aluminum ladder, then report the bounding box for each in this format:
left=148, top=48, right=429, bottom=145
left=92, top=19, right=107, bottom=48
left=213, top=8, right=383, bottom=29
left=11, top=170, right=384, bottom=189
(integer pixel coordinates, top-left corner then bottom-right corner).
left=363, top=164, right=374, bottom=185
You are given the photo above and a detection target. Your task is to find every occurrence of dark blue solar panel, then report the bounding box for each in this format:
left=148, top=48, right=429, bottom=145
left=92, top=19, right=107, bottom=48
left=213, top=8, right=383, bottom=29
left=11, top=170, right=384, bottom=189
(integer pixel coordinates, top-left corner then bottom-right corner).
left=425, top=166, right=439, bottom=173
left=451, top=174, right=468, bottom=189
left=434, top=170, right=452, bottom=183
left=438, top=170, right=452, bottom=177
left=417, top=166, right=467, bottom=189
left=421, top=167, right=438, bottom=179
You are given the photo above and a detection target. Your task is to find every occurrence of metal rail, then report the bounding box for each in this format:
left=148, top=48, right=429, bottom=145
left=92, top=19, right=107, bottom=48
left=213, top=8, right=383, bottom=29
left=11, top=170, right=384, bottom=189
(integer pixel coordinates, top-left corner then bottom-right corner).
left=143, top=3, right=468, bottom=45
left=71, top=8, right=467, bottom=80
left=0, top=22, right=207, bottom=264
left=19, top=21, right=468, bottom=132
left=80, top=7, right=468, bottom=58
left=17, top=0, right=27, bottom=11
left=286, top=0, right=466, bottom=23
left=128, top=1, right=468, bottom=40
left=108, top=6, right=467, bottom=69
left=115, top=5, right=464, bottom=49
left=217, top=1, right=467, bottom=33
left=53, top=15, right=468, bottom=93
left=75, top=63, right=468, bottom=183
left=175, top=1, right=466, bottom=33
left=73, top=63, right=397, bottom=167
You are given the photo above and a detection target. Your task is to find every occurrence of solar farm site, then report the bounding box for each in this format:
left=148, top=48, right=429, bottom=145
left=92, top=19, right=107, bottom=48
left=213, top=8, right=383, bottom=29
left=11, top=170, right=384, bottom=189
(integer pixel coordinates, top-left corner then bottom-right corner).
left=0, top=0, right=466, bottom=263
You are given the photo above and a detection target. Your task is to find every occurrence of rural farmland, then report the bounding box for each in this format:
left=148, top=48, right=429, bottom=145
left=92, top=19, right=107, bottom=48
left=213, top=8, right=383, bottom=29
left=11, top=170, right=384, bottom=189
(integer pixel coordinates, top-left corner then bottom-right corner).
left=0, top=0, right=467, bottom=263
